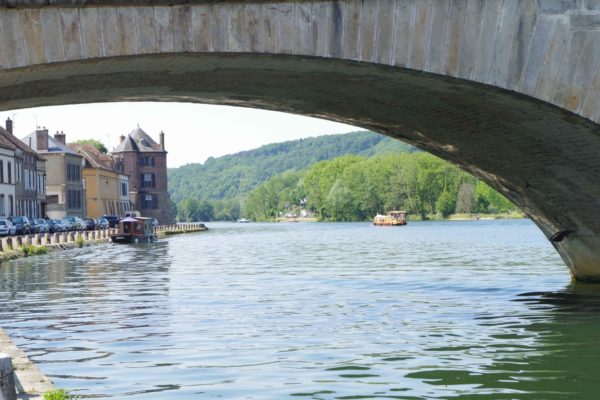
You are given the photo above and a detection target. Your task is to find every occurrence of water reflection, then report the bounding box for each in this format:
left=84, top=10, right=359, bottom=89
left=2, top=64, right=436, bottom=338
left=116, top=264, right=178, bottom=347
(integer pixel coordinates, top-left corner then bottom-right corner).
left=1, top=221, right=600, bottom=399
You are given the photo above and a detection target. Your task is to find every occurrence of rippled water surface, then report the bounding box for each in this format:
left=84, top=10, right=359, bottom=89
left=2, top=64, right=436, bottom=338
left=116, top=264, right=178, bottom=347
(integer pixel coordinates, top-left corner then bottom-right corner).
left=2, top=220, right=600, bottom=399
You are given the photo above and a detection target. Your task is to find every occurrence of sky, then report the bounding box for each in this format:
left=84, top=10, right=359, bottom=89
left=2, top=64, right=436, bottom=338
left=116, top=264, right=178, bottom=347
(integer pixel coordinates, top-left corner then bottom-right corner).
left=0, top=102, right=365, bottom=168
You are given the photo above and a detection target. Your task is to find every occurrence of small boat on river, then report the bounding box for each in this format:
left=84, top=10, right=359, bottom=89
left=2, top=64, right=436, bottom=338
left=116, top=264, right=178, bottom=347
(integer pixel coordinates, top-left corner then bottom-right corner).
left=238, top=218, right=250, bottom=223
left=110, top=216, right=157, bottom=243
left=373, top=211, right=407, bottom=226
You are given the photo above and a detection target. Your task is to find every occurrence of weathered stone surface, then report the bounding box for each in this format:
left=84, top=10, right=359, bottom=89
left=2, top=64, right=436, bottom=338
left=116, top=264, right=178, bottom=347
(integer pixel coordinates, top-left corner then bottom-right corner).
left=0, top=329, right=53, bottom=398
left=173, top=5, right=193, bottom=52
left=135, top=7, right=157, bottom=54
left=409, top=0, right=429, bottom=69
left=20, top=9, right=45, bottom=65
left=154, top=6, right=173, bottom=52
left=0, top=0, right=600, bottom=279
left=425, top=0, right=448, bottom=74
left=277, top=3, right=294, bottom=54
left=0, top=354, right=16, bottom=400
left=191, top=5, right=209, bottom=52
left=80, top=8, right=102, bottom=58
left=392, top=0, right=415, bottom=68
left=60, top=9, right=84, bottom=61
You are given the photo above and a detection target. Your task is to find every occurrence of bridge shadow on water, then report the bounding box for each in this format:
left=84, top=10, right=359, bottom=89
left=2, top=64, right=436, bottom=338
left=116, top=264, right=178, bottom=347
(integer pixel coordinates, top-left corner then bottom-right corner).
left=413, top=285, right=600, bottom=400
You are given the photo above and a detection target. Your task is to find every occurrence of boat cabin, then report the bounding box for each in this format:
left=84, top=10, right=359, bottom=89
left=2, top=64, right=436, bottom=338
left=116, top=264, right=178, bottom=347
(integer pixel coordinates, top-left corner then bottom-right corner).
left=373, top=211, right=407, bottom=226
left=110, top=216, right=157, bottom=243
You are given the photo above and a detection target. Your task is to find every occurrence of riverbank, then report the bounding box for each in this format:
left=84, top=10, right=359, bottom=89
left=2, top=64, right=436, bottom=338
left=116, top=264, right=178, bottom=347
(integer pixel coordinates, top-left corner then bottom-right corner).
left=156, top=223, right=208, bottom=236
left=425, top=212, right=527, bottom=221
left=0, top=224, right=209, bottom=263
left=0, top=230, right=113, bottom=263
left=254, top=212, right=527, bottom=223
left=0, top=328, right=54, bottom=399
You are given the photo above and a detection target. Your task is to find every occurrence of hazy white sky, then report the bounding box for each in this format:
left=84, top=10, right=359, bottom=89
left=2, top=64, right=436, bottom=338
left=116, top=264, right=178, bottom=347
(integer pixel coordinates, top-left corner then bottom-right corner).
left=0, top=102, right=364, bottom=168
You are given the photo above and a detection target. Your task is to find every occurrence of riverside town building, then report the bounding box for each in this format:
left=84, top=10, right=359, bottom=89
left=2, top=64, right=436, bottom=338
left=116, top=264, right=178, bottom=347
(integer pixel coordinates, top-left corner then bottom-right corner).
left=112, top=126, right=174, bottom=224
left=0, top=119, right=173, bottom=224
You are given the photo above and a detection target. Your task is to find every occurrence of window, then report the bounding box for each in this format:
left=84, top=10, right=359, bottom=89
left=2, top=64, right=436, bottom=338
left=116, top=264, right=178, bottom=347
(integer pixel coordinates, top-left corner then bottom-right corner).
left=121, top=181, right=128, bottom=196
left=67, top=163, right=81, bottom=182
left=8, top=162, right=11, bottom=184
left=8, top=195, right=13, bottom=216
left=139, top=156, right=155, bottom=167
left=0, top=195, right=5, bottom=216
left=0, top=161, right=4, bottom=183
left=141, top=173, right=155, bottom=188
left=142, top=193, right=157, bottom=209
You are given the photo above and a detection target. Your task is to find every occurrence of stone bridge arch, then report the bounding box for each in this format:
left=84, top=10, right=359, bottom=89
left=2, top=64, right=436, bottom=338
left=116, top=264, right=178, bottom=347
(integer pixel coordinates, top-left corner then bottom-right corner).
left=0, top=0, right=600, bottom=279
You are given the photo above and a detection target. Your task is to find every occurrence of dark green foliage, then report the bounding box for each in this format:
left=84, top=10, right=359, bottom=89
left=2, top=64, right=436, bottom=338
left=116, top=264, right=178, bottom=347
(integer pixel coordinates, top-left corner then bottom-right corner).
left=75, top=139, right=108, bottom=154
left=178, top=199, right=214, bottom=222
left=168, top=131, right=417, bottom=205
left=243, top=152, right=518, bottom=222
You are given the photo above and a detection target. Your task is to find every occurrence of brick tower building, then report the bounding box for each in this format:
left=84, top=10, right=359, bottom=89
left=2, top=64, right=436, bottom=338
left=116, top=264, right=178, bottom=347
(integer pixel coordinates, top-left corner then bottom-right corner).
left=112, top=126, right=174, bottom=224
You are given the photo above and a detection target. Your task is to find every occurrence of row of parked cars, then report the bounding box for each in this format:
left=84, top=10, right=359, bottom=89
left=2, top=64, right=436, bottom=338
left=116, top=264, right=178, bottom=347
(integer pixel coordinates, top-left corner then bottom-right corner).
left=0, top=215, right=115, bottom=236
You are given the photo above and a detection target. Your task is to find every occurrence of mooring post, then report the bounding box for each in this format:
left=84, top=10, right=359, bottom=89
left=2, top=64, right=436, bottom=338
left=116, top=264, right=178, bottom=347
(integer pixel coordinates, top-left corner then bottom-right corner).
left=0, top=353, right=16, bottom=400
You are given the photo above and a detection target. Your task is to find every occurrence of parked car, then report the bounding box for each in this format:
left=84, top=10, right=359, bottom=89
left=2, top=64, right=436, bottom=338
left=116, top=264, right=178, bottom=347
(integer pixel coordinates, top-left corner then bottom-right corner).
left=46, top=219, right=65, bottom=233
left=31, top=218, right=49, bottom=233
left=101, top=215, right=120, bottom=228
left=9, top=216, right=30, bottom=235
left=29, top=218, right=48, bottom=233
left=61, top=217, right=73, bottom=231
left=96, top=218, right=109, bottom=230
left=64, top=216, right=85, bottom=231
left=0, top=219, right=15, bottom=236
left=83, top=218, right=95, bottom=230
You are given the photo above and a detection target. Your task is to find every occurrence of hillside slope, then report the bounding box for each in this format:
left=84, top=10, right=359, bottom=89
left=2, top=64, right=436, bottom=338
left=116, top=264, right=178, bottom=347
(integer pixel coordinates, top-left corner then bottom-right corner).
left=168, top=131, right=416, bottom=203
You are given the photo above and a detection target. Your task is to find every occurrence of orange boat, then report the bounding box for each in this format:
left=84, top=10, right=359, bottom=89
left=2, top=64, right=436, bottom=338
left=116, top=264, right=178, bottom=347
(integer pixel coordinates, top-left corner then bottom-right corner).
left=373, top=211, right=407, bottom=226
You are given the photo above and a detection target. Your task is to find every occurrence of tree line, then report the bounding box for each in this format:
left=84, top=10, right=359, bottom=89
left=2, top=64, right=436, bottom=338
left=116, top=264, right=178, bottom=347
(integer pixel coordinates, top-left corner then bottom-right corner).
left=168, top=131, right=416, bottom=204
left=177, top=152, right=517, bottom=222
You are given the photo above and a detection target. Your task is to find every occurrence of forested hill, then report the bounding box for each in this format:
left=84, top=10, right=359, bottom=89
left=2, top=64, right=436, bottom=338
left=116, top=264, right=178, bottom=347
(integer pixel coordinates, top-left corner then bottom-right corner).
left=168, top=131, right=416, bottom=203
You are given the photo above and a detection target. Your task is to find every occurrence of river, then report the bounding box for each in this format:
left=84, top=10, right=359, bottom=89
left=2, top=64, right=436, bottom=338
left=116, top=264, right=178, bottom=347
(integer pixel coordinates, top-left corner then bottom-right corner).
left=1, top=220, right=599, bottom=399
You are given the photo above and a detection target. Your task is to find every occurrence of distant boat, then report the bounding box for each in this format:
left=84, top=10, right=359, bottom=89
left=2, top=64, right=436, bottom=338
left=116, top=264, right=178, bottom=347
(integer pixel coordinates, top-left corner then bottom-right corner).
left=373, top=211, right=407, bottom=226
left=238, top=218, right=250, bottom=223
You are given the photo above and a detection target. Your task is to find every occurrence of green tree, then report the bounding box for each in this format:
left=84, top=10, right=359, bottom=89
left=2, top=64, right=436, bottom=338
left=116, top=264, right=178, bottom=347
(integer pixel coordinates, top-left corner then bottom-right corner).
left=455, top=182, right=477, bottom=214
left=326, top=179, right=355, bottom=221
left=76, top=139, right=108, bottom=154
left=178, top=199, right=214, bottom=222
left=436, top=189, right=456, bottom=217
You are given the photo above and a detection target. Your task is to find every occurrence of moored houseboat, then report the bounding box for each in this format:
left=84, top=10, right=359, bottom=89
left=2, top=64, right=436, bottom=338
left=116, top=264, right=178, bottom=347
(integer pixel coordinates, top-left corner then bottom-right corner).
left=373, top=211, right=407, bottom=226
left=110, top=216, right=157, bottom=243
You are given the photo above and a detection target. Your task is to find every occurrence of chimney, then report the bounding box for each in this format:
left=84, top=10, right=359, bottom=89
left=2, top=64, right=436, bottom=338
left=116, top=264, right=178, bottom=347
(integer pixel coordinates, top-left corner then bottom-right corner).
left=120, top=134, right=125, bottom=143
left=36, top=128, right=49, bottom=151
left=5, top=118, right=12, bottom=135
left=54, top=130, right=66, bottom=145
left=159, top=130, right=165, bottom=151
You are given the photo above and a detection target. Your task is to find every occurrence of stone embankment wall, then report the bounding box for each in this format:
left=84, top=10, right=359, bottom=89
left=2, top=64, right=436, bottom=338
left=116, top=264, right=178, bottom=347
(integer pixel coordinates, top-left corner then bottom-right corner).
left=156, top=223, right=207, bottom=238
left=0, top=229, right=116, bottom=259
left=0, top=328, right=53, bottom=400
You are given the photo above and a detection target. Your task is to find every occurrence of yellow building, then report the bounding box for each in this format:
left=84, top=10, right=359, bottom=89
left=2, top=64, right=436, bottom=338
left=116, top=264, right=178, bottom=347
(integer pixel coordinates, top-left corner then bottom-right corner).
left=68, top=143, right=132, bottom=218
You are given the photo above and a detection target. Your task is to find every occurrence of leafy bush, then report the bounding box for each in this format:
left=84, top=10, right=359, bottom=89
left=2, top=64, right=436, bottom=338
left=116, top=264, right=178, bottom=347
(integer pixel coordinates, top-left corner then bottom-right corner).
left=20, top=244, right=48, bottom=256
left=20, top=244, right=33, bottom=256
left=43, top=388, right=79, bottom=400
left=33, top=245, right=48, bottom=255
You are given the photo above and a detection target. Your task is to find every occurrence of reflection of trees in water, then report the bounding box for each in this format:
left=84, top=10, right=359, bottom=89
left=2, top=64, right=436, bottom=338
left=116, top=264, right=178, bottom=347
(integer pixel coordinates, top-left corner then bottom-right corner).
left=0, top=242, right=172, bottom=322
left=409, top=284, right=600, bottom=399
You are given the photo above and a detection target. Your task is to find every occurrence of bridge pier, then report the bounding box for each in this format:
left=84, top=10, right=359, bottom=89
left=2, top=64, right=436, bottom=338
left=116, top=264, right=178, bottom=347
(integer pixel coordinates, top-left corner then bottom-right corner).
left=556, top=235, right=600, bottom=282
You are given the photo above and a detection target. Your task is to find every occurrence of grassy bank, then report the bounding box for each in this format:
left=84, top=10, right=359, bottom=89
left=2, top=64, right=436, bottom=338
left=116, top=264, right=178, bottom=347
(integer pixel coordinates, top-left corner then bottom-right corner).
left=407, top=212, right=527, bottom=221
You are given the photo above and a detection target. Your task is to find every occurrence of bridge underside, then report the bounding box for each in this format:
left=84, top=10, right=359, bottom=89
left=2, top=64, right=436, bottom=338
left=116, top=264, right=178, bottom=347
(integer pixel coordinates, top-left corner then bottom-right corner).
left=1, top=53, right=599, bottom=280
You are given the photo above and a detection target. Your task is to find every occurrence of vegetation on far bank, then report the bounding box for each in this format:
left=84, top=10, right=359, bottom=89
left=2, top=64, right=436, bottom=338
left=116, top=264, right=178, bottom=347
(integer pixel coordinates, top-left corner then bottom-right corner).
left=168, top=131, right=416, bottom=205
left=176, top=151, right=519, bottom=223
